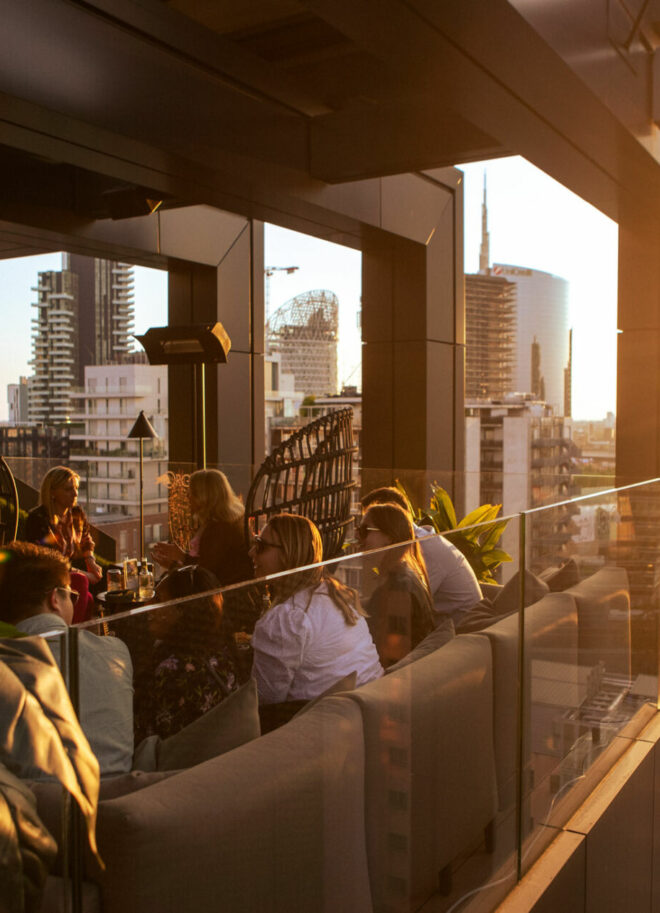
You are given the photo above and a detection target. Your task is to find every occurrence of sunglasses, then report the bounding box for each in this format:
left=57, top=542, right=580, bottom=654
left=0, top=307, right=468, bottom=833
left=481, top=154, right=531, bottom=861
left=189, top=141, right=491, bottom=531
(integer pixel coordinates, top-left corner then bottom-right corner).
left=252, top=535, right=284, bottom=554
left=357, top=524, right=380, bottom=539
left=56, top=585, right=79, bottom=606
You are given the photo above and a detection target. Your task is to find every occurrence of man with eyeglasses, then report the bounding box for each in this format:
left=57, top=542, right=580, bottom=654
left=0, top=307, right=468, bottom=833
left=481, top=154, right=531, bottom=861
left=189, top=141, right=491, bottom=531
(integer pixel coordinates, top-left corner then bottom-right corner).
left=0, top=541, right=133, bottom=775
left=360, top=487, right=482, bottom=626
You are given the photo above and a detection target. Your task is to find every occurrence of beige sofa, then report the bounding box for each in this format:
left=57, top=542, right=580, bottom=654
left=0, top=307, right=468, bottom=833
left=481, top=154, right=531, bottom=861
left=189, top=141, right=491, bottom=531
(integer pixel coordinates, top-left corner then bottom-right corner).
left=33, top=566, right=632, bottom=913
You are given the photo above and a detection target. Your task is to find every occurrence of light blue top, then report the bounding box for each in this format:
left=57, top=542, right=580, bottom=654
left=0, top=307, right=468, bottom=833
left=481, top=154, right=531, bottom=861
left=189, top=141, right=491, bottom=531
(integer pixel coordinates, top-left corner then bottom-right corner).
left=17, top=613, right=134, bottom=775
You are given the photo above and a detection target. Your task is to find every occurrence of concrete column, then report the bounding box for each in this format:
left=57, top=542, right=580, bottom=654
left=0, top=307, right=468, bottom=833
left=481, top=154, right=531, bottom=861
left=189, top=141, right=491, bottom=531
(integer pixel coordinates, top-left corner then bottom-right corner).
left=166, top=213, right=265, bottom=498
left=616, top=198, right=660, bottom=484
left=361, top=172, right=465, bottom=511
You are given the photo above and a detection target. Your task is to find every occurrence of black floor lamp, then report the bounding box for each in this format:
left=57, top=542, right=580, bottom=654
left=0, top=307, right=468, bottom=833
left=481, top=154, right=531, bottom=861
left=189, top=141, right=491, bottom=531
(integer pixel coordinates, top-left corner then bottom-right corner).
left=127, top=410, right=158, bottom=559
left=134, top=323, right=231, bottom=469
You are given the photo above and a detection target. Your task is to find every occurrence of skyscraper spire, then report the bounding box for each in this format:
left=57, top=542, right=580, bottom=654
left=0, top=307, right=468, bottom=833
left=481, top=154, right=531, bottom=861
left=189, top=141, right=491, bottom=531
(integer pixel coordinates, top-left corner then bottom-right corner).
left=479, top=171, right=490, bottom=275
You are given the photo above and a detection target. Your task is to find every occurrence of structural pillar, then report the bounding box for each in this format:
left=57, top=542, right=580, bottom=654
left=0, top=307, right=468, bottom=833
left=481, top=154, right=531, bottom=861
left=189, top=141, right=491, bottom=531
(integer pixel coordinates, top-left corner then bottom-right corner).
left=361, top=170, right=465, bottom=511
left=166, top=209, right=265, bottom=498
left=616, top=196, right=660, bottom=484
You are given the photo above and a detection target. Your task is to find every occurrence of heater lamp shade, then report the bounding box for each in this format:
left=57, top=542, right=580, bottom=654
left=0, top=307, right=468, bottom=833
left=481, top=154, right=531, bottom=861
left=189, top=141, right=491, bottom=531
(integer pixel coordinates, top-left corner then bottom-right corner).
left=134, top=323, right=231, bottom=365
left=127, top=411, right=158, bottom=440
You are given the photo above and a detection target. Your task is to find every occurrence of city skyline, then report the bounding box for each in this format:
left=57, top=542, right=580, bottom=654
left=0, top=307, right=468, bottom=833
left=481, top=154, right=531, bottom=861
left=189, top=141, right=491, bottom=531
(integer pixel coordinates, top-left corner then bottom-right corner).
left=460, top=157, right=618, bottom=420
left=0, top=156, right=617, bottom=422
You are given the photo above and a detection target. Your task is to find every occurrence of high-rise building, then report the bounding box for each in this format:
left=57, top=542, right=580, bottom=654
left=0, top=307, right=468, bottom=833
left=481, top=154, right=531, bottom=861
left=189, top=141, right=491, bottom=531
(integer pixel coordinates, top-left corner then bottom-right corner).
left=69, top=255, right=135, bottom=375
left=465, top=394, right=576, bottom=577
left=469, top=176, right=571, bottom=415
left=465, top=175, right=517, bottom=401
left=68, top=364, right=168, bottom=553
left=28, top=261, right=80, bottom=422
left=28, top=254, right=137, bottom=422
left=267, top=290, right=338, bottom=397
left=465, top=274, right=517, bottom=400
left=491, top=263, right=570, bottom=415
left=564, top=329, right=573, bottom=418
left=7, top=377, right=28, bottom=422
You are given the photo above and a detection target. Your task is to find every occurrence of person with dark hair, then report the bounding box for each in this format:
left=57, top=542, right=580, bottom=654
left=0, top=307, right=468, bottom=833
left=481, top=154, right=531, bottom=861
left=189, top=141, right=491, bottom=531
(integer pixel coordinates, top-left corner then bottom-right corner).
left=249, top=514, right=383, bottom=704
left=357, top=503, right=435, bottom=668
left=133, top=564, right=242, bottom=742
left=361, top=486, right=481, bottom=625
left=0, top=541, right=133, bottom=774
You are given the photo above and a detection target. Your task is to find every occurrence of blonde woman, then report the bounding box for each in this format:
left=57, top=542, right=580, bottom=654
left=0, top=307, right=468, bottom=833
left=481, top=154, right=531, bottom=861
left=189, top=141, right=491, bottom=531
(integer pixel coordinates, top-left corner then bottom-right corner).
left=25, top=466, right=98, bottom=622
left=249, top=513, right=383, bottom=704
left=152, top=469, right=252, bottom=587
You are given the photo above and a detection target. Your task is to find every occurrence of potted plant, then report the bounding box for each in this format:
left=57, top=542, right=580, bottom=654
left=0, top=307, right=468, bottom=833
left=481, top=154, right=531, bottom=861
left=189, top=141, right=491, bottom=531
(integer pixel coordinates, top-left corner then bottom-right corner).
left=396, top=481, right=512, bottom=584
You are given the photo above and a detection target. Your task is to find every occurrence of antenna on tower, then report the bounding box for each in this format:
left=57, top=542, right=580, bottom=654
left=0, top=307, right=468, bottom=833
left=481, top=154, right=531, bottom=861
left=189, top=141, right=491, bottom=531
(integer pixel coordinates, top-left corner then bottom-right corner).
left=479, top=171, right=490, bottom=275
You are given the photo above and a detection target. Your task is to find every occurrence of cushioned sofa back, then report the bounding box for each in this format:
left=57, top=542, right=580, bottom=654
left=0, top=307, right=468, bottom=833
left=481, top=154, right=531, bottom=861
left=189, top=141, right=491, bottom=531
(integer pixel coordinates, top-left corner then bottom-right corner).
left=91, top=696, right=372, bottom=913
left=342, top=634, right=497, bottom=913
left=476, top=591, right=578, bottom=817
left=565, top=566, right=631, bottom=677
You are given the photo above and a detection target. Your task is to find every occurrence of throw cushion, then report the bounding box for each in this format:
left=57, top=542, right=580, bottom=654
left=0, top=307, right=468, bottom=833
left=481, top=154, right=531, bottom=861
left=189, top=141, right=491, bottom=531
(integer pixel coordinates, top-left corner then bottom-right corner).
left=539, top=558, right=580, bottom=592
left=385, top=615, right=455, bottom=673
left=492, top=569, right=549, bottom=616
left=133, top=678, right=260, bottom=772
left=455, top=597, right=501, bottom=634
left=479, top=582, right=503, bottom=602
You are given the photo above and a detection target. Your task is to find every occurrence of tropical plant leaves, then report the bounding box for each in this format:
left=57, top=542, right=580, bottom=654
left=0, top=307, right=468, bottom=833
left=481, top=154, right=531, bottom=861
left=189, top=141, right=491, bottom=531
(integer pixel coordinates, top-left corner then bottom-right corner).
left=396, top=480, right=513, bottom=582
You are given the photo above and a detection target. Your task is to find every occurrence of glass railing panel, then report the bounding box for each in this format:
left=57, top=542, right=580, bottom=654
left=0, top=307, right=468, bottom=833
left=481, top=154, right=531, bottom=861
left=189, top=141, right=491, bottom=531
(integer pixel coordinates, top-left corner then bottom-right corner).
left=429, top=513, right=524, bottom=911
left=0, top=627, right=78, bottom=910
left=518, top=478, right=660, bottom=876
left=71, top=517, right=522, bottom=913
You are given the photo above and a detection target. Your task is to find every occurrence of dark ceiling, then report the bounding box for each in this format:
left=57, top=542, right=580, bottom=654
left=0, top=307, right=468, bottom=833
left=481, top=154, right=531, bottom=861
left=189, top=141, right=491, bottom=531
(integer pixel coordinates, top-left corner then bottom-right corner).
left=0, top=0, right=658, bottom=247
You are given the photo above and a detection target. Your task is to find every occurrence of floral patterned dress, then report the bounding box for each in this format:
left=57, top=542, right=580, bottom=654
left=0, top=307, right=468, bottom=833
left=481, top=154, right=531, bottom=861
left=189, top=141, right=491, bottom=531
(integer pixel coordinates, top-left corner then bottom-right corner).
left=134, top=640, right=239, bottom=743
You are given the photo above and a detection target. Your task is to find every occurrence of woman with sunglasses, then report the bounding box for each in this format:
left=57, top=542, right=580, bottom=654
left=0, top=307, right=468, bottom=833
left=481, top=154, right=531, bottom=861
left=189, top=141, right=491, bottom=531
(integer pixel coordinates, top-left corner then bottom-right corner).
left=249, top=514, right=383, bottom=705
left=357, top=503, right=434, bottom=668
left=134, top=564, right=243, bottom=742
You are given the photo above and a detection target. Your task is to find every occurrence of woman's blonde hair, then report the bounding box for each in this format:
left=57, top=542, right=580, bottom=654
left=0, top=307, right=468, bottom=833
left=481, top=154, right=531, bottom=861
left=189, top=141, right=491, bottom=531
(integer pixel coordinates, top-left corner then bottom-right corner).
left=189, top=469, right=244, bottom=526
left=40, top=466, right=80, bottom=521
left=266, top=513, right=365, bottom=626
left=363, top=503, right=431, bottom=593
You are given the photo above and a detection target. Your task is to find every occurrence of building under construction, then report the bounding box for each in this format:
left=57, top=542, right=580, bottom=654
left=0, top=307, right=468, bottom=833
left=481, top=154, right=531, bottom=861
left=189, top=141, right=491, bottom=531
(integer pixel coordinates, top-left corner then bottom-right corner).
left=267, top=289, right=339, bottom=397
left=465, top=274, right=517, bottom=400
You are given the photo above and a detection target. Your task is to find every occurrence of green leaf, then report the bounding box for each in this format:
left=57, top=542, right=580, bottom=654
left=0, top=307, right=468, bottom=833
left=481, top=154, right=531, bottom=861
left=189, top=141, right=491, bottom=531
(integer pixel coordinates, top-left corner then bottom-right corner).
left=429, top=484, right=457, bottom=530
left=483, top=546, right=513, bottom=562
left=481, top=548, right=514, bottom=567
left=480, top=519, right=509, bottom=548
left=0, top=621, right=26, bottom=639
left=394, top=480, right=416, bottom=516
left=461, top=503, right=500, bottom=528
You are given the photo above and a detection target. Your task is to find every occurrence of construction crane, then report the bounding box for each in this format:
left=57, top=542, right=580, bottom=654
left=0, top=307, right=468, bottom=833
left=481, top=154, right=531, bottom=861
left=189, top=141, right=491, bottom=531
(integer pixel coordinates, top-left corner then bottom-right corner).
left=265, top=265, right=299, bottom=320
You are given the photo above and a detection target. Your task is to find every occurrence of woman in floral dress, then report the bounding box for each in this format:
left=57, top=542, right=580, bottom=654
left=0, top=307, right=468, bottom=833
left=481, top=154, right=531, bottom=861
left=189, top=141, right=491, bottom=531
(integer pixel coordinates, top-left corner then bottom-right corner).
left=134, top=564, right=243, bottom=742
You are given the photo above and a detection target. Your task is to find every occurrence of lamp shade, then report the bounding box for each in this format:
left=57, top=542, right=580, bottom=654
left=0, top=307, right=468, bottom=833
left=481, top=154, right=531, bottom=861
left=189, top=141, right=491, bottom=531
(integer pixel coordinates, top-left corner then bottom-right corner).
left=127, top=411, right=158, bottom=440
left=133, top=323, right=231, bottom=365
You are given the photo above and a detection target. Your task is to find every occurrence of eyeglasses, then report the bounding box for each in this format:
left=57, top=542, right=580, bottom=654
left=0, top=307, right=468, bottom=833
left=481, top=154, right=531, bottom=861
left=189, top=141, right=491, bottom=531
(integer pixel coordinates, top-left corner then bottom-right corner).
left=357, top=525, right=380, bottom=539
left=56, top=586, right=79, bottom=605
left=252, top=535, right=284, bottom=554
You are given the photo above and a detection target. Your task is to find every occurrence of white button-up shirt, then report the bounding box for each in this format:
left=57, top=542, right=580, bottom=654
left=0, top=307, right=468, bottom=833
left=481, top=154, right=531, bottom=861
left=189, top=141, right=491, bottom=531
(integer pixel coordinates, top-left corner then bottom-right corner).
left=252, top=583, right=383, bottom=704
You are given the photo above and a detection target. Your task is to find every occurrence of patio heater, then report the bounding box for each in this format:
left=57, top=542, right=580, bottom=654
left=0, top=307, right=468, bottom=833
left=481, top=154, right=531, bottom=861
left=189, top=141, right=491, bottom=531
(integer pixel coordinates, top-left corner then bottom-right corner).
left=127, top=410, right=158, bottom=560
left=133, top=323, right=231, bottom=470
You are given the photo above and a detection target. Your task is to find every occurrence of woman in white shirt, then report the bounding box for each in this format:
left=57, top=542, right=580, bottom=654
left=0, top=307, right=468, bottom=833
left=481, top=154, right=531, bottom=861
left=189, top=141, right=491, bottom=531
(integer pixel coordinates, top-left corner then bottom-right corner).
left=250, top=514, right=383, bottom=705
